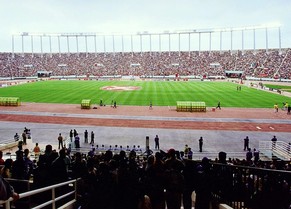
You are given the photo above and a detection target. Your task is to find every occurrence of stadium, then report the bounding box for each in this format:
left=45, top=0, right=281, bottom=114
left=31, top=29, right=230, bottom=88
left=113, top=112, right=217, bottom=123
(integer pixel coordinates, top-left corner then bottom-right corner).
left=0, top=2, right=291, bottom=209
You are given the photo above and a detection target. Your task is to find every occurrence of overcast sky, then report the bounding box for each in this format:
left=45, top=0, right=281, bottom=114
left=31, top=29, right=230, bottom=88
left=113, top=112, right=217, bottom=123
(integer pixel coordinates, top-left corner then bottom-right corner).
left=0, top=0, right=290, bottom=52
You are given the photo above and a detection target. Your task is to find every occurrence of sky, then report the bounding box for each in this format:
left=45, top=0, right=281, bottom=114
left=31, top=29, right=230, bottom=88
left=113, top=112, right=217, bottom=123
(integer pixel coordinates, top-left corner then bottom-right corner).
left=0, top=0, right=290, bottom=53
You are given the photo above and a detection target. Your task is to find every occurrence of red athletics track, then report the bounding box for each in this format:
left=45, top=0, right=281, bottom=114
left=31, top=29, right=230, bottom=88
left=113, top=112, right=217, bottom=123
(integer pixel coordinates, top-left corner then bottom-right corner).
left=0, top=103, right=290, bottom=132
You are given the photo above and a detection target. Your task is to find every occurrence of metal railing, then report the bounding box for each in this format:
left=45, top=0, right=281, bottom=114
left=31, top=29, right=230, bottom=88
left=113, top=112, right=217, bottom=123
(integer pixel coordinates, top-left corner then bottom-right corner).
left=259, top=140, right=291, bottom=160
left=211, top=162, right=291, bottom=209
left=0, top=178, right=78, bottom=209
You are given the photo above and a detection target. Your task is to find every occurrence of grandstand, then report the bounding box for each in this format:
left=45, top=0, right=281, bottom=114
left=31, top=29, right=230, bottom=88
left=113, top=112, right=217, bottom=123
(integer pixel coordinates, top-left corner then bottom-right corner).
left=0, top=25, right=290, bottom=81
left=0, top=25, right=290, bottom=209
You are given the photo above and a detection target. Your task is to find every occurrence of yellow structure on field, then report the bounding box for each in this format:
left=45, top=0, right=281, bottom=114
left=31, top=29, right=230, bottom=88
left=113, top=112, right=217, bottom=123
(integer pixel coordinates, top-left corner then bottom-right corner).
left=176, top=101, right=206, bottom=112
left=0, top=97, right=21, bottom=106
left=81, top=99, right=91, bottom=109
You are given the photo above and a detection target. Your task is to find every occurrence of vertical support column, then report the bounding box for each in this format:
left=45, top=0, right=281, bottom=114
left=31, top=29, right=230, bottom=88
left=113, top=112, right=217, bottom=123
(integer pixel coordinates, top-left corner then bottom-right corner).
left=209, top=32, right=212, bottom=52
left=112, top=35, right=115, bottom=56
left=188, top=33, right=191, bottom=57
left=159, top=34, right=161, bottom=55
left=122, top=35, right=124, bottom=55
left=94, top=35, right=97, bottom=56
left=76, top=36, right=79, bottom=54
left=140, top=34, right=142, bottom=56
left=67, top=35, right=70, bottom=55
left=49, top=36, right=52, bottom=57
left=253, top=29, right=256, bottom=53
left=220, top=31, right=222, bottom=54
left=31, top=35, right=34, bottom=57
left=178, top=33, right=181, bottom=57
left=58, top=36, right=61, bottom=56
left=131, top=35, right=133, bottom=57
left=12, top=35, right=14, bottom=58
left=278, top=27, right=282, bottom=54
left=265, top=28, right=268, bottom=53
left=21, top=35, right=24, bottom=56
left=241, top=30, right=244, bottom=55
left=40, top=36, right=43, bottom=56
left=149, top=34, right=152, bottom=56
left=230, top=30, right=233, bottom=54
left=103, top=35, right=106, bottom=55
left=85, top=35, right=88, bottom=56
left=168, top=33, right=171, bottom=56
left=198, top=32, right=201, bottom=55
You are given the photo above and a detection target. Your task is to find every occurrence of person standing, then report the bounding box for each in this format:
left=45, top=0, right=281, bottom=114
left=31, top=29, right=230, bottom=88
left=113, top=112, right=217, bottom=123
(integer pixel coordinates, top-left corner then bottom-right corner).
left=58, top=133, right=64, bottom=149
left=274, top=103, right=279, bottom=112
left=271, top=135, right=277, bottom=150
left=90, top=131, right=95, bottom=144
left=154, top=135, right=160, bottom=150
left=199, top=137, right=203, bottom=152
left=22, top=131, right=27, bottom=145
left=253, top=148, right=260, bottom=163
left=244, top=136, right=250, bottom=151
left=187, top=148, right=193, bottom=160
left=74, top=134, right=80, bottom=148
left=216, top=101, right=221, bottom=110
left=73, top=129, right=78, bottom=138
left=84, top=130, right=88, bottom=143
left=164, top=148, right=185, bottom=209
left=149, top=101, right=153, bottom=110
left=69, top=130, right=73, bottom=142
left=246, top=148, right=253, bottom=162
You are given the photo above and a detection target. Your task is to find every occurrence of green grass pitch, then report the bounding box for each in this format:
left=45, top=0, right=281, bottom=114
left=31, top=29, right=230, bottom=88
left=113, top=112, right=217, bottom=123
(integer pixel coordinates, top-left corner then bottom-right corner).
left=0, top=80, right=290, bottom=108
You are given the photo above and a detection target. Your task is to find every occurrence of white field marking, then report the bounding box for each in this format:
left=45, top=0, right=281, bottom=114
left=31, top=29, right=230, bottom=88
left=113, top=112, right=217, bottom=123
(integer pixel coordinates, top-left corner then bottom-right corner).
left=256, top=126, right=261, bottom=130
left=269, top=126, right=275, bottom=130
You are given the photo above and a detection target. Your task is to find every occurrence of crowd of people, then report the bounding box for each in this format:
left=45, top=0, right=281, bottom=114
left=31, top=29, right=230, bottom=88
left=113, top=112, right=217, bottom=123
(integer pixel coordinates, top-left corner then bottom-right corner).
left=0, top=135, right=290, bottom=209
left=0, top=48, right=290, bottom=79
left=0, top=127, right=290, bottom=209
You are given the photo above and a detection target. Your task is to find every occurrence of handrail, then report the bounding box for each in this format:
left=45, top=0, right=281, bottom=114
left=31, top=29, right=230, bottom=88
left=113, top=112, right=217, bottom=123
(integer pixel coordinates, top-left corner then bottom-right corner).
left=259, top=140, right=291, bottom=160
left=0, top=178, right=79, bottom=209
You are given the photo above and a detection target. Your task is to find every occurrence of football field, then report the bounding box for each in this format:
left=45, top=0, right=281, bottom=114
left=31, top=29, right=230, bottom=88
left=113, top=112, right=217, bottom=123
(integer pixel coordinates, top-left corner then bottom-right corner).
left=0, top=80, right=290, bottom=108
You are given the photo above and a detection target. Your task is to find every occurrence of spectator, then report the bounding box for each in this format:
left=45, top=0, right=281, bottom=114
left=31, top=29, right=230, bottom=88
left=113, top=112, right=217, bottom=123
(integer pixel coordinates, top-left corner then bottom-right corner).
left=33, top=143, right=41, bottom=156
left=164, top=148, right=185, bottom=209
left=0, top=175, right=19, bottom=201
left=11, top=150, right=26, bottom=180
left=58, top=133, right=64, bottom=149
left=0, top=151, right=4, bottom=165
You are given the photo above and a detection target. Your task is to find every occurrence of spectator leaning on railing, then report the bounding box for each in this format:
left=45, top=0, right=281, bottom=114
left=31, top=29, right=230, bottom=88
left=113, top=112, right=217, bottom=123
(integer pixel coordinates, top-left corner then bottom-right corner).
left=0, top=175, right=19, bottom=201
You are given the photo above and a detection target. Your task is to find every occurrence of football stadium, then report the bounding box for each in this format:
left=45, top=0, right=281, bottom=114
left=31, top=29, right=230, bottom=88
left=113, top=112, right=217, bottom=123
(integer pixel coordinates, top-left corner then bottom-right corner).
left=0, top=2, right=290, bottom=209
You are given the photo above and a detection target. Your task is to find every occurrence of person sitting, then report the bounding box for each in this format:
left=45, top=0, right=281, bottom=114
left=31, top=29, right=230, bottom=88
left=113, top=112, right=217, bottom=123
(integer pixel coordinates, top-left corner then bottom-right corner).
left=33, top=143, right=41, bottom=156
left=14, top=133, right=19, bottom=141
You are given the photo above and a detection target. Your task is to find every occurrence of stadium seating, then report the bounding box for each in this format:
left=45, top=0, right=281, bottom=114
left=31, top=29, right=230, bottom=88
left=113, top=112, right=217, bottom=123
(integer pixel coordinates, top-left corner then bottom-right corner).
left=0, top=49, right=290, bottom=79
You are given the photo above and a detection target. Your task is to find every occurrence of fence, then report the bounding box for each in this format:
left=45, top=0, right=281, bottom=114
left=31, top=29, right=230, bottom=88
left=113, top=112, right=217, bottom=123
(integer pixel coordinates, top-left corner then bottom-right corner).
left=259, top=140, right=291, bottom=160
left=0, top=178, right=78, bottom=209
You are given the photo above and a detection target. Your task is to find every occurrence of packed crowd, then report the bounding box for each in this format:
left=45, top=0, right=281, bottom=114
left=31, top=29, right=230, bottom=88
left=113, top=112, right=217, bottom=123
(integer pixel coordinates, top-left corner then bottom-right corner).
left=1, top=139, right=290, bottom=209
left=0, top=48, right=290, bottom=79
